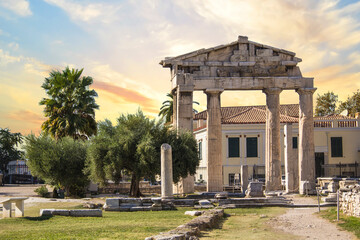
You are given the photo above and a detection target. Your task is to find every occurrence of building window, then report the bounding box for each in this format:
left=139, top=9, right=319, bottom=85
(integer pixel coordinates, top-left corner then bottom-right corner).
left=246, top=137, right=258, bottom=157
left=331, top=137, right=343, bottom=157
left=198, top=142, right=202, bottom=160
left=228, top=137, right=240, bottom=157
left=199, top=174, right=203, bottom=180
left=228, top=173, right=235, bottom=186
left=292, top=137, right=298, bottom=149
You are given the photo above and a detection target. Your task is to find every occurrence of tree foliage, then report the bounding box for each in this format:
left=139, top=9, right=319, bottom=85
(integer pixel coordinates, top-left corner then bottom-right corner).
left=25, top=134, right=89, bottom=196
left=158, top=93, right=174, bottom=124
left=87, top=110, right=199, bottom=197
left=158, top=93, right=200, bottom=124
left=315, top=91, right=338, bottom=116
left=338, top=89, right=360, bottom=117
left=39, top=67, right=99, bottom=140
left=0, top=128, right=23, bottom=172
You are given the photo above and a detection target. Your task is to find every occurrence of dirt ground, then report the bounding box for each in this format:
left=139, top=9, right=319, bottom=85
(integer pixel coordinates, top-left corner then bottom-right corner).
left=270, top=194, right=357, bottom=240
left=0, top=185, right=357, bottom=239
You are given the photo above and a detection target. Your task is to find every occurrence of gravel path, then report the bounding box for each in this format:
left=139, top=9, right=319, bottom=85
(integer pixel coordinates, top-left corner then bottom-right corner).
left=269, top=195, right=357, bottom=240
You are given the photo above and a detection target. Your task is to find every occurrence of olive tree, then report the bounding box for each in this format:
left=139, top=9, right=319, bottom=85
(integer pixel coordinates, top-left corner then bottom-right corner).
left=86, top=110, right=199, bottom=197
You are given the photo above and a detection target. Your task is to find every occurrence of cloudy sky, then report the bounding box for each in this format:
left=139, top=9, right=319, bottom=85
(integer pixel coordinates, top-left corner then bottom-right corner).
left=0, top=0, right=359, bottom=135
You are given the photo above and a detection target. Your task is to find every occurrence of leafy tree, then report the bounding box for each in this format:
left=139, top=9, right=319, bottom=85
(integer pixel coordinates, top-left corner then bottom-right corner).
left=87, top=110, right=199, bottom=197
left=0, top=128, right=23, bottom=173
left=338, top=89, right=360, bottom=117
left=39, top=67, right=99, bottom=140
left=315, top=91, right=338, bottom=116
left=25, top=134, right=89, bottom=196
left=158, top=93, right=200, bottom=124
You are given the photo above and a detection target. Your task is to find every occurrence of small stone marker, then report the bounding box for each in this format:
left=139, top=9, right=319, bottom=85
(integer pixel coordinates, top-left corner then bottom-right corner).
left=246, top=182, right=264, bottom=197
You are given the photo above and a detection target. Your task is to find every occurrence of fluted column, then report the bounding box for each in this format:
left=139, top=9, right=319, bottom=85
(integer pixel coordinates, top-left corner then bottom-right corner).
left=297, top=88, right=316, bottom=194
left=263, top=88, right=282, bottom=191
left=205, top=88, right=223, bottom=192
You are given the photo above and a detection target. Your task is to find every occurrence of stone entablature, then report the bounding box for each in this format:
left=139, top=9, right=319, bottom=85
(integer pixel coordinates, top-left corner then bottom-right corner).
left=160, top=36, right=313, bottom=91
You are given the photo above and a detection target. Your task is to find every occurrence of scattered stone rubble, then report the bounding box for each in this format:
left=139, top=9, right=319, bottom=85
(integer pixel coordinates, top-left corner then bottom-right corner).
left=40, top=209, right=102, bottom=217
left=145, top=209, right=224, bottom=240
left=103, top=197, right=175, bottom=212
left=83, top=202, right=103, bottom=209
left=340, top=183, right=360, bottom=217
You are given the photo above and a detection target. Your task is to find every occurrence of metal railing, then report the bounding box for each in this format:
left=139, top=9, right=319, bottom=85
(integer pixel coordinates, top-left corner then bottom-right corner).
left=314, top=119, right=359, bottom=128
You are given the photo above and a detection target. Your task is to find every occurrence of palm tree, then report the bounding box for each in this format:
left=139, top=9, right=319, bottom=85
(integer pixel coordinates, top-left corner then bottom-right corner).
left=158, top=93, right=200, bottom=124
left=158, top=93, right=174, bottom=123
left=39, top=67, right=99, bottom=140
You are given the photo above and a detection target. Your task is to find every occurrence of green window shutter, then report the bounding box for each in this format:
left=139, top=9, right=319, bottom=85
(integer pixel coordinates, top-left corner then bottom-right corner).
left=198, top=142, right=202, bottom=160
left=246, top=137, right=258, bottom=157
left=331, top=137, right=343, bottom=157
left=228, top=138, right=240, bottom=157
left=292, top=137, right=298, bottom=149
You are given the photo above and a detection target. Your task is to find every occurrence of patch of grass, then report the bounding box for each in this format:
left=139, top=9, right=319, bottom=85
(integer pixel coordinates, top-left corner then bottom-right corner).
left=0, top=202, right=194, bottom=240
left=200, top=207, right=299, bottom=240
left=318, top=207, right=360, bottom=239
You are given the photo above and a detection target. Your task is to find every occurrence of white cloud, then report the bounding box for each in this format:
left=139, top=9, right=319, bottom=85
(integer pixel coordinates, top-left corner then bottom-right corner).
left=0, top=49, right=21, bottom=65
left=8, top=42, right=19, bottom=51
left=44, top=0, right=121, bottom=23
left=0, top=0, right=32, bottom=17
left=0, top=49, right=51, bottom=76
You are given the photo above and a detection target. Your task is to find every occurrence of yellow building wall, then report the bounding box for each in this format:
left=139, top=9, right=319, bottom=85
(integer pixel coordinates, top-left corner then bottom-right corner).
left=194, top=120, right=360, bottom=185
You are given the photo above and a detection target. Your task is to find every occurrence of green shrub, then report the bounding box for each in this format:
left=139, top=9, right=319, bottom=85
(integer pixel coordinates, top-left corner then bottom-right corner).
left=34, top=185, right=49, bottom=197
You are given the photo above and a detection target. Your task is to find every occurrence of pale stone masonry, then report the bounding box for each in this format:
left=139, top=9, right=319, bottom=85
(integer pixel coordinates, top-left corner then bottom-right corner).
left=263, top=88, right=282, bottom=191
left=205, top=89, right=223, bottom=192
left=160, top=35, right=315, bottom=194
left=161, top=144, right=173, bottom=199
left=297, top=88, right=317, bottom=194
left=284, top=123, right=298, bottom=193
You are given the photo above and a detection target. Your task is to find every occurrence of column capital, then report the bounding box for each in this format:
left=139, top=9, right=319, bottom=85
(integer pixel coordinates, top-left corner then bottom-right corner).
left=296, top=87, right=317, bottom=95
left=204, top=88, right=224, bottom=94
left=177, top=84, right=194, bottom=93
left=262, top=87, right=282, bottom=95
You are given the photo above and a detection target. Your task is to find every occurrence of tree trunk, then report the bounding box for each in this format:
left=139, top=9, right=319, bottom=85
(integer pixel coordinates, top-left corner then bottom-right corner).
left=129, top=173, right=141, bottom=197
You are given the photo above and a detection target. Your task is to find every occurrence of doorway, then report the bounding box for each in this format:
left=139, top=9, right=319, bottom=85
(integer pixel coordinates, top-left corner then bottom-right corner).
left=315, top=152, right=325, bottom=178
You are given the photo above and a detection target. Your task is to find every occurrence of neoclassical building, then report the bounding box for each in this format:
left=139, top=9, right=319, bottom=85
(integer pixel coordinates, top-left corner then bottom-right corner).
left=193, top=104, right=360, bottom=192
left=160, top=35, right=316, bottom=194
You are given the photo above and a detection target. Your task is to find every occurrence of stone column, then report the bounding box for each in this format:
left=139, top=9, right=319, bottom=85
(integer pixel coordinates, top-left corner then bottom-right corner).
left=263, top=88, right=282, bottom=192
left=205, top=88, right=223, bottom=192
left=161, top=143, right=173, bottom=199
left=176, top=87, right=193, bottom=132
left=173, top=86, right=194, bottom=194
left=284, top=124, right=298, bottom=193
left=297, top=88, right=317, bottom=195
left=241, top=165, right=249, bottom=194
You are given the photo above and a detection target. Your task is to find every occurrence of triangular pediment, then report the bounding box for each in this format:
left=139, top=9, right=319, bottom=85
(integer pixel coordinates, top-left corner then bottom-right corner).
left=160, top=36, right=303, bottom=78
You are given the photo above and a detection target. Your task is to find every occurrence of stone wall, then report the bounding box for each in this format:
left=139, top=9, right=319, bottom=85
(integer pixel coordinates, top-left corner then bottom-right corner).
left=340, top=183, right=360, bottom=217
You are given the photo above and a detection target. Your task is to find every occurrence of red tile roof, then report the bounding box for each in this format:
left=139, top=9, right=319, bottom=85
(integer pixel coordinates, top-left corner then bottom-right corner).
left=194, top=105, right=356, bottom=125
left=194, top=104, right=299, bottom=124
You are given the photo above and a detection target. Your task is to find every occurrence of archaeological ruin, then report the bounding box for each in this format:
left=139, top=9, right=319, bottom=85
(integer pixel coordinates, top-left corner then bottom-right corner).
left=160, top=35, right=316, bottom=195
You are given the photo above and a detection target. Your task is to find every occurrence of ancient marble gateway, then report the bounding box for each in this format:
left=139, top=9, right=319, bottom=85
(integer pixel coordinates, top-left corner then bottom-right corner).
left=160, top=36, right=316, bottom=195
